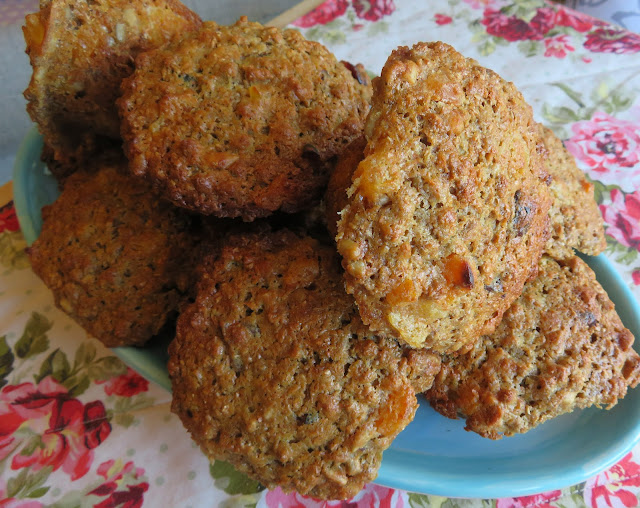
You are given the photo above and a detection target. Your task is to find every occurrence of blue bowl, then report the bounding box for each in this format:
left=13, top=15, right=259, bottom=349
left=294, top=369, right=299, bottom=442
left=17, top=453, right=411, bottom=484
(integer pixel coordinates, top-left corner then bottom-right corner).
left=14, top=128, right=640, bottom=499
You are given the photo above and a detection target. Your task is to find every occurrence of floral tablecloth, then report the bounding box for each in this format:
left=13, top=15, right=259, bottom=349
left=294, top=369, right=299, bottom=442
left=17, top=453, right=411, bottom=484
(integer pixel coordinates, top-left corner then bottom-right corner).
left=2, top=0, right=640, bottom=507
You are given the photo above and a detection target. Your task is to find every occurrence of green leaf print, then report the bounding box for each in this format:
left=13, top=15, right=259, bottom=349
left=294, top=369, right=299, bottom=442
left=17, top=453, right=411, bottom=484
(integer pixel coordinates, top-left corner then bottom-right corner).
left=6, top=466, right=52, bottom=499
left=73, top=341, right=97, bottom=370
left=516, top=40, right=540, bottom=57
left=0, top=231, right=30, bottom=270
left=36, top=348, right=71, bottom=383
left=408, top=492, right=432, bottom=507
left=0, top=335, right=14, bottom=388
left=210, top=461, right=263, bottom=495
left=15, top=312, right=52, bottom=359
left=86, top=355, right=127, bottom=382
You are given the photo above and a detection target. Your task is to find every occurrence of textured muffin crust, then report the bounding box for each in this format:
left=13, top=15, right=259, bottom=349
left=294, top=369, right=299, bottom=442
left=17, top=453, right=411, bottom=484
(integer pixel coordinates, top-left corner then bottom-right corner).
left=427, top=255, right=640, bottom=439
left=119, top=18, right=372, bottom=220
left=336, top=42, right=551, bottom=352
left=23, top=0, right=201, bottom=168
left=28, top=159, right=197, bottom=347
left=169, top=229, right=440, bottom=499
left=540, top=125, right=606, bottom=259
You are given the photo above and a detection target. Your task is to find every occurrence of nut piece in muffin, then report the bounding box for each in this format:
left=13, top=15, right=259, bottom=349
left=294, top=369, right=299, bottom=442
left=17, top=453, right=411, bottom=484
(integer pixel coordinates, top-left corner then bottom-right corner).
left=23, top=0, right=202, bottom=173
left=27, top=156, right=198, bottom=347
left=335, top=41, right=551, bottom=352
left=119, top=17, right=372, bottom=221
left=426, top=255, right=640, bottom=439
left=540, top=125, right=606, bottom=259
left=169, top=229, right=440, bottom=499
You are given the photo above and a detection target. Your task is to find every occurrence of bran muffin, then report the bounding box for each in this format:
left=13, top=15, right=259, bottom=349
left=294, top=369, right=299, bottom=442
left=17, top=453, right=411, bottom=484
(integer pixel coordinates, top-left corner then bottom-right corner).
left=28, top=158, right=198, bottom=347
left=119, top=18, right=372, bottom=220
left=23, top=0, right=202, bottom=173
left=168, top=229, right=440, bottom=499
left=426, top=255, right=640, bottom=439
left=540, top=125, right=606, bottom=259
left=335, top=42, right=551, bottom=352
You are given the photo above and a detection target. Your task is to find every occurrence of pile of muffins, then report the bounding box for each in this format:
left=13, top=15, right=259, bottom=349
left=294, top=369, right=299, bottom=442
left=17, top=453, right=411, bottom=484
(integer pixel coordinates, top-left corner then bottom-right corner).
left=23, top=0, right=640, bottom=500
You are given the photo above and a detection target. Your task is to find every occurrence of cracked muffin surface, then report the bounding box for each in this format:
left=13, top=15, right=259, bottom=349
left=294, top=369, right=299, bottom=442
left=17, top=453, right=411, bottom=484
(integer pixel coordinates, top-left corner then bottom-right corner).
left=23, top=0, right=201, bottom=173
left=119, top=18, right=371, bottom=221
left=335, top=41, right=551, bottom=352
left=426, top=255, right=640, bottom=439
left=169, top=229, right=440, bottom=499
left=28, top=157, right=197, bottom=347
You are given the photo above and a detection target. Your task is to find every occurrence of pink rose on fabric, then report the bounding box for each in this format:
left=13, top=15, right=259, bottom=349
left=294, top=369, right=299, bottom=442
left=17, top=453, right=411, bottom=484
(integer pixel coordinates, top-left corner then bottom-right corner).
left=0, top=203, right=19, bottom=233
left=263, top=483, right=404, bottom=507
left=584, top=28, right=640, bottom=55
left=12, top=396, right=111, bottom=480
left=496, top=490, right=562, bottom=508
left=544, top=34, right=575, bottom=58
left=481, top=7, right=555, bottom=42
left=89, top=459, right=149, bottom=508
left=292, top=0, right=349, bottom=28
left=554, top=7, right=593, bottom=32
left=632, top=269, right=640, bottom=285
left=599, top=189, right=640, bottom=251
left=0, top=500, right=43, bottom=508
left=434, top=14, right=453, bottom=25
left=584, top=453, right=640, bottom=507
left=2, top=376, right=111, bottom=481
left=565, top=112, right=640, bottom=191
left=353, top=0, right=396, bottom=22
left=97, top=368, right=149, bottom=397
left=463, top=0, right=506, bottom=8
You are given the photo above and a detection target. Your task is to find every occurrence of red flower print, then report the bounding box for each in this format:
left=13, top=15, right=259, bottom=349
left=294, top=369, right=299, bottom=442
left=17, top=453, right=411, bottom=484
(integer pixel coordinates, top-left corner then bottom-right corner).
left=292, top=0, right=348, bottom=28
left=599, top=189, right=640, bottom=251
left=3, top=376, right=111, bottom=481
left=554, top=7, right=593, bottom=33
left=89, top=459, right=149, bottom=508
left=435, top=14, right=453, bottom=26
left=632, top=269, right=640, bottom=285
left=0, top=203, right=19, bottom=234
left=496, top=490, right=561, bottom=508
left=584, top=28, right=640, bottom=55
left=543, top=34, right=575, bottom=58
left=463, top=0, right=506, bottom=8
left=98, top=368, right=149, bottom=397
left=263, top=483, right=404, bottom=507
left=353, top=0, right=396, bottom=22
left=584, top=453, right=640, bottom=508
left=564, top=112, right=640, bottom=192
left=481, top=7, right=555, bottom=42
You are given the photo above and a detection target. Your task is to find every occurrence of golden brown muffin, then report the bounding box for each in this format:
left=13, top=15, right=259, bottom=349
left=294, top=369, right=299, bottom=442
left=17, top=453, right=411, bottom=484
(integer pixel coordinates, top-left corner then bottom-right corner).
left=426, top=255, right=640, bottom=439
left=335, top=42, right=551, bottom=352
left=27, top=157, right=198, bottom=347
left=169, top=229, right=440, bottom=499
left=23, top=0, right=201, bottom=172
left=119, top=18, right=372, bottom=221
left=540, top=125, right=606, bottom=259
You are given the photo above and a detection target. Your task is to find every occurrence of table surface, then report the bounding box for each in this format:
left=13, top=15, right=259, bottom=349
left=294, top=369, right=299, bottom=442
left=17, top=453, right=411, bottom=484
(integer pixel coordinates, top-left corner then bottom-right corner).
left=2, top=0, right=640, bottom=507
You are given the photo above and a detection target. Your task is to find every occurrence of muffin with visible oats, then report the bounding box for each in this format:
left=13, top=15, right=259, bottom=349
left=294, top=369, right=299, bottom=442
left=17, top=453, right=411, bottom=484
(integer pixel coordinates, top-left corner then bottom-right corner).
left=23, top=0, right=201, bottom=177
left=539, top=125, right=606, bottom=259
left=335, top=42, right=551, bottom=353
left=28, top=157, right=198, bottom=347
left=426, top=255, right=640, bottom=439
left=119, top=17, right=372, bottom=221
left=169, top=229, right=440, bottom=500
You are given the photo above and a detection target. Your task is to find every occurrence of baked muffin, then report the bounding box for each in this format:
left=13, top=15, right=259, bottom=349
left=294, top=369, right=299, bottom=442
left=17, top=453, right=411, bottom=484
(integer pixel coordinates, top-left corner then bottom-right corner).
left=23, top=0, right=201, bottom=174
left=540, top=125, right=606, bottom=259
left=28, top=157, right=198, bottom=347
left=119, top=18, right=372, bottom=220
left=426, top=255, right=640, bottom=439
left=169, top=229, right=440, bottom=499
left=335, top=42, right=551, bottom=352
